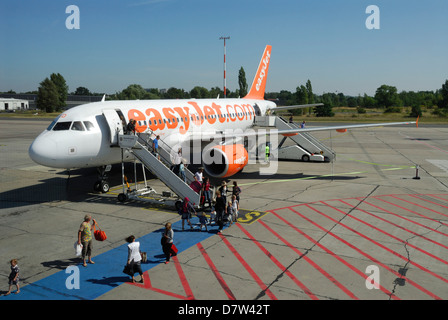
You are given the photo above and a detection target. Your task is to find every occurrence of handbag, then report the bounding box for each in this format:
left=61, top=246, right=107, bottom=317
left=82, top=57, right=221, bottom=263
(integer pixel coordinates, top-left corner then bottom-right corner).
left=93, top=222, right=107, bottom=241
left=123, top=264, right=133, bottom=276
left=171, top=244, right=178, bottom=256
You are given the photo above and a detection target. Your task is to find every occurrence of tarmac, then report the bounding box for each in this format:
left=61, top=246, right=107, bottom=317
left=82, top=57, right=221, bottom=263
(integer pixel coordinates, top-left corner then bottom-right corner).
left=1, top=118, right=448, bottom=306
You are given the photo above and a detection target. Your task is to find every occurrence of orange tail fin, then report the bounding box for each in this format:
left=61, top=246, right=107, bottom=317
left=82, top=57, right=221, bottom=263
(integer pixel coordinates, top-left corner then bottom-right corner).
left=244, top=45, right=272, bottom=100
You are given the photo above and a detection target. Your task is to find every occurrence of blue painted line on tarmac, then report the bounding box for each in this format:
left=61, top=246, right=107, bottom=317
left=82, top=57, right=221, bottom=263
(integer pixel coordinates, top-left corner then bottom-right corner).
left=1, top=217, right=224, bottom=300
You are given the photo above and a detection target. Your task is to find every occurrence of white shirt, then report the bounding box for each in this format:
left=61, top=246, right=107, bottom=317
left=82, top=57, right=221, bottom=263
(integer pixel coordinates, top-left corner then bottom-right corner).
left=127, top=241, right=142, bottom=263
left=195, top=171, right=203, bottom=182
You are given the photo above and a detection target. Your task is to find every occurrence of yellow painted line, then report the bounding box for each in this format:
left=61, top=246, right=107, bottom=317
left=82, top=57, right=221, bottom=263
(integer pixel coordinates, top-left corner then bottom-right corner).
left=239, top=171, right=369, bottom=187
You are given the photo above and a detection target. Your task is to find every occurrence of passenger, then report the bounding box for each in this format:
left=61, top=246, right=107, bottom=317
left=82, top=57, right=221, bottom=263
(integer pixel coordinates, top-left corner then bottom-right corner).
left=232, top=181, right=241, bottom=202
left=214, top=191, right=226, bottom=234
left=231, top=194, right=239, bottom=221
left=197, top=210, right=208, bottom=232
left=125, top=235, right=144, bottom=284
left=195, top=168, right=204, bottom=183
left=289, top=115, right=294, bottom=123
left=5, top=259, right=20, bottom=295
left=127, top=119, right=136, bottom=134
left=120, top=115, right=128, bottom=134
left=189, top=176, right=202, bottom=193
left=219, top=181, right=228, bottom=204
left=300, top=121, right=306, bottom=128
left=208, top=206, right=216, bottom=225
left=179, top=197, right=194, bottom=231
left=152, top=135, right=160, bottom=160
left=202, top=177, right=212, bottom=208
left=227, top=201, right=234, bottom=227
left=161, top=222, right=177, bottom=264
left=78, top=214, right=96, bottom=267
left=179, top=160, right=186, bottom=183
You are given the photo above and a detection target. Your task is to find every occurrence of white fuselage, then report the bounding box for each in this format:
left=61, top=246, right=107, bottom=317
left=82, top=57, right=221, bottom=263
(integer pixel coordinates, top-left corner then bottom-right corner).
left=29, top=98, right=276, bottom=169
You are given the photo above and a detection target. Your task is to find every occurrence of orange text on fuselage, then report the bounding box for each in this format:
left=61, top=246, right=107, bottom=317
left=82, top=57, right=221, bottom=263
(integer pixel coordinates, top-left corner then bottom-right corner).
left=127, top=101, right=255, bottom=134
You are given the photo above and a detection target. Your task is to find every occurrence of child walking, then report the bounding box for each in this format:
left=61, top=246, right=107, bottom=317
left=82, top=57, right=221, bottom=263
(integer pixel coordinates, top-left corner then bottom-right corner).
left=5, top=259, right=20, bottom=295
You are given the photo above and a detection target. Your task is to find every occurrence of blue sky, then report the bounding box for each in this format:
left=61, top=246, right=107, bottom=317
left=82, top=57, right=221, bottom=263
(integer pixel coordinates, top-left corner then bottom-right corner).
left=1, top=0, right=447, bottom=96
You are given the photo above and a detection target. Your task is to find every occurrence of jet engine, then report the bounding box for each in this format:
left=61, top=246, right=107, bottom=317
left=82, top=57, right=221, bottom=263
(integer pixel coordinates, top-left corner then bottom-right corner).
left=202, top=144, right=248, bottom=178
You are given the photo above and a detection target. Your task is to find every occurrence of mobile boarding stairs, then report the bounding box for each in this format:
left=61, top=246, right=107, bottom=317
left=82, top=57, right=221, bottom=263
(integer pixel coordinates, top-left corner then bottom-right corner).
left=254, top=116, right=336, bottom=163
left=117, top=133, right=201, bottom=209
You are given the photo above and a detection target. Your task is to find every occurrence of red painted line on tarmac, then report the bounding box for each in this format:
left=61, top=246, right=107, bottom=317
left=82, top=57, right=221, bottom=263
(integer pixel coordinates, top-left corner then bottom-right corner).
left=427, top=194, right=448, bottom=201
left=319, top=202, right=448, bottom=287
left=361, top=199, right=448, bottom=239
left=269, top=210, right=399, bottom=300
left=256, top=220, right=358, bottom=299
left=408, top=194, right=448, bottom=210
left=373, top=196, right=448, bottom=228
left=132, top=272, right=190, bottom=300
left=236, top=223, right=319, bottom=300
left=218, top=233, right=278, bottom=300
left=336, top=199, right=448, bottom=261
left=291, top=205, right=442, bottom=299
left=387, top=195, right=448, bottom=220
left=196, top=243, right=236, bottom=300
left=173, top=255, right=195, bottom=300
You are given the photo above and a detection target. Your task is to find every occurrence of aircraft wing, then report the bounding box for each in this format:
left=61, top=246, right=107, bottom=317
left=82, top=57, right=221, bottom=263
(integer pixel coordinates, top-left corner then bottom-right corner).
left=269, top=103, right=324, bottom=112
left=186, top=120, right=417, bottom=142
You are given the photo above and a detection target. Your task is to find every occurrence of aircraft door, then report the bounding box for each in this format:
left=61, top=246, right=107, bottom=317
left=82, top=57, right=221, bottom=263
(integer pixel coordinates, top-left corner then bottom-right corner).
left=102, top=109, right=124, bottom=144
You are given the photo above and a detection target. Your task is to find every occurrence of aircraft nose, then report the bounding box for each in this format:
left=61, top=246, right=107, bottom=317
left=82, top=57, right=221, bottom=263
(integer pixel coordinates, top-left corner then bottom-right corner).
left=29, top=135, right=58, bottom=167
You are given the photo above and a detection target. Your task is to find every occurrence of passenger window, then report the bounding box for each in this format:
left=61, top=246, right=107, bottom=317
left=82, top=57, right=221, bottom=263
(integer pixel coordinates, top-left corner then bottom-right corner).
left=84, top=121, right=94, bottom=131
left=53, top=122, right=72, bottom=131
left=71, top=121, right=85, bottom=131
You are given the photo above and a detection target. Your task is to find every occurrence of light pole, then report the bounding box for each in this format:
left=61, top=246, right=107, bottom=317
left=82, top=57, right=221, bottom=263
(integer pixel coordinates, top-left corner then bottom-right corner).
left=219, top=36, right=230, bottom=98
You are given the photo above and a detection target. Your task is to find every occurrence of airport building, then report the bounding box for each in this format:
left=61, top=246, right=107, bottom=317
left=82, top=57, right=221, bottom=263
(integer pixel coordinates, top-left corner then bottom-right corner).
left=0, top=98, right=29, bottom=111
left=0, top=94, right=103, bottom=110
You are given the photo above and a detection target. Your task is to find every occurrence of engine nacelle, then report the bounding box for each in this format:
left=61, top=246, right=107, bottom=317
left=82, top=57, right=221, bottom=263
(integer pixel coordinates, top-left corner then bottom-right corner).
left=202, top=144, right=248, bottom=178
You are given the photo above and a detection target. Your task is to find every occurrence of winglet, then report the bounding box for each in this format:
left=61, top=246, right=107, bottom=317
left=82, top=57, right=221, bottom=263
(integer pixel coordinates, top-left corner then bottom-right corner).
left=243, top=45, right=272, bottom=100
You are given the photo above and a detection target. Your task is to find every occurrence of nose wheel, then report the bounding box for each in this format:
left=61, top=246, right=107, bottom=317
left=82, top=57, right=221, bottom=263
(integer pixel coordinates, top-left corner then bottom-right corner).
left=94, top=165, right=112, bottom=193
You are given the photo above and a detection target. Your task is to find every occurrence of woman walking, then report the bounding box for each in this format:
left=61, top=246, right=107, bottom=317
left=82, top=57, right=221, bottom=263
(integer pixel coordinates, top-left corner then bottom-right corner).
left=161, top=222, right=176, bottom=264
left=125, top=235, right=144, bottom=284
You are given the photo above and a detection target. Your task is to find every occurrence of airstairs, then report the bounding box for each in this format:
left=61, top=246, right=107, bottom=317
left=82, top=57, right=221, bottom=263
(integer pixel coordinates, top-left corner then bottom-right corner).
left=117, top=133, right=201, bottom=207
left=254, top=116, right=336, bottom=162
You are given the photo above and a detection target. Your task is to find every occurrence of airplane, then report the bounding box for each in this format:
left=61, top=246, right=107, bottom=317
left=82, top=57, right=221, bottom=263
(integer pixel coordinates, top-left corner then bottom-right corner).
left=29, top=45, right=416, bottom=193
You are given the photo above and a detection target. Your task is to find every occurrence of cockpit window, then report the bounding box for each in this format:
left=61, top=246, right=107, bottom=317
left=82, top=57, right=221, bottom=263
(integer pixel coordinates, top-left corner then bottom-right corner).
left=47, top=119, right=57, bottom=131
left=53, top=122, right=72, bottom=131
left=84, top=121, right=94, bottom=131
left=71, top=121, right=85, bottom=131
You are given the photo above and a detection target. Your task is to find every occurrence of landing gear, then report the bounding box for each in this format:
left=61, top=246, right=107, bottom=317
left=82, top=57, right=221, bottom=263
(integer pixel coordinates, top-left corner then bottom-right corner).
left=94, top=165, right=112, bottom=193
left=94, top=180, right=110, bottom=193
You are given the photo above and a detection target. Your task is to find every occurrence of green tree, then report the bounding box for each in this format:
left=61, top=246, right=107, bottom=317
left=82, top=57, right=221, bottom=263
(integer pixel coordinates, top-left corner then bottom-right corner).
left=305, top=79, right=314, bottom=103
left=116, top=84, right=151, bottom=100
left=190, top=86, right=209, bottom=99
left=36, top=78, right=59, bottom=113
left=374, top=85, right=401, bottom=109
left=50, top=73, right=68, bottom=109
left=295, top=85, right=308, bottom=104
left=238, top=67, right=248, bottom=97
left=74, top=86, right=91, bottom=96
left=165, top=87, right=188, bottom=99
left=438, top=79, right=448, bottom=111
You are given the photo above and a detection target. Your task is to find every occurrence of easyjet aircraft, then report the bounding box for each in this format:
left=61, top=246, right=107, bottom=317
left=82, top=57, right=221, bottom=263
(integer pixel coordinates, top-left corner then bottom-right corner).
left=29, top=45, right=415, bottom=191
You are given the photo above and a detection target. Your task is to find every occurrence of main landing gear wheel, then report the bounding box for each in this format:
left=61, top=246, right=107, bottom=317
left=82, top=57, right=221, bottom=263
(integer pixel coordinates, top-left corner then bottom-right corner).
left=94, top=180, right=110, bottom=193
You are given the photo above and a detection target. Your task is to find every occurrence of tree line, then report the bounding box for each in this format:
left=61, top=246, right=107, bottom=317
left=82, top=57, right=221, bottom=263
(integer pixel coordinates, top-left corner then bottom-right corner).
left=14, top=69, right=448, bottom=117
